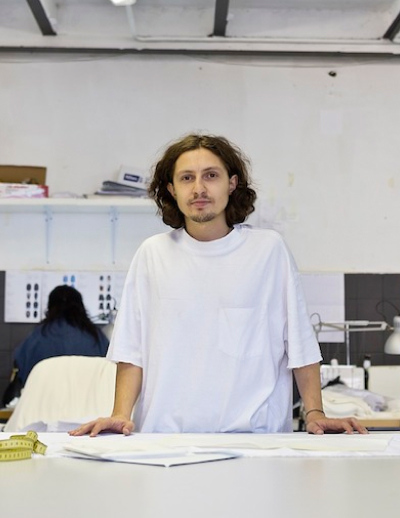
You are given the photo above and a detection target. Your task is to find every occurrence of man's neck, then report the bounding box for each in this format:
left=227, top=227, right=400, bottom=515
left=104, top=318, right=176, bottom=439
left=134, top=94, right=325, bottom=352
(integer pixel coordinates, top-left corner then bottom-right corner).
left=184, top=220, right=232, bottom=242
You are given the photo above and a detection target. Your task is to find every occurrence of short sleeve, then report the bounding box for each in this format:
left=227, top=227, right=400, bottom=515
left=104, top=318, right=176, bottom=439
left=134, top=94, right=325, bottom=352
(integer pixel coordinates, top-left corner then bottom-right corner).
left=106, top=251, right=144, bottom=367
left=282, top=243, right=322, bottom=368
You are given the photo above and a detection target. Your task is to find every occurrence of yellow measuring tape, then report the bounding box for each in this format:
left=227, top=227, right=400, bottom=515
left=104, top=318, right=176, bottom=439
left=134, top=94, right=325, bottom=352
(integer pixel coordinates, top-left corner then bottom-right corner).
left=0, top=431, right=47, bottom=462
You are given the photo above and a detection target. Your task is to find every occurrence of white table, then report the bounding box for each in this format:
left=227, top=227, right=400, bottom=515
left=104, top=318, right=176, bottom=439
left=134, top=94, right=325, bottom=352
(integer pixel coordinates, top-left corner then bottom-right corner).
left=2, top=433, right=400, bottom=518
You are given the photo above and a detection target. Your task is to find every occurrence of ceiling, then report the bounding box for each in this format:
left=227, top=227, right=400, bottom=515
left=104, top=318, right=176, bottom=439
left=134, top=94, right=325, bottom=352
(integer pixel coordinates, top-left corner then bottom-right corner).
left=1, top=0, right=400, bottom=55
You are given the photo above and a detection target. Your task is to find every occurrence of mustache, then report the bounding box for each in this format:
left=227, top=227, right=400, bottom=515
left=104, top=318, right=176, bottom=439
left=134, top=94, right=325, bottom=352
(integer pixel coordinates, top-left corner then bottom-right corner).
left=190, top=194, right=211, bottom=203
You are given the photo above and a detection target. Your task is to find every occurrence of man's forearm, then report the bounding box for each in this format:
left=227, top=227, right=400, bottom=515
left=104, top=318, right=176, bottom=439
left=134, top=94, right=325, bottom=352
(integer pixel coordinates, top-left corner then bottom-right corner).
left=112, top=362, right=143, bottom=419
left=293, top=362, right=324, bottom=418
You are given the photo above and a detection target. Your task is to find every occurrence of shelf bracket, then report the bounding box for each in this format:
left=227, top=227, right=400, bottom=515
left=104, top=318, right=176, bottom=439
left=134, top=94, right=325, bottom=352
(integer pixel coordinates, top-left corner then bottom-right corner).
left=110, top=207, right=119, bottom=265
left=44, top=206, right=53, bottom=264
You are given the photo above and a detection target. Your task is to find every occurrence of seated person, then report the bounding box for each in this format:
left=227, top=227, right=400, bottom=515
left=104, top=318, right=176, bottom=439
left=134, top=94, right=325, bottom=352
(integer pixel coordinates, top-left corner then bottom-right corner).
left=13, top=285, right=109, bottom=387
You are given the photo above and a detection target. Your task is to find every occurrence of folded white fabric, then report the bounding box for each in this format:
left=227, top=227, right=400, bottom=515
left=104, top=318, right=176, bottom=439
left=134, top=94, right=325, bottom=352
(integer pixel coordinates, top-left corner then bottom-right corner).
left=322, top=387, right=374, bottom=417
left=323, top=384, right=387, bottom=412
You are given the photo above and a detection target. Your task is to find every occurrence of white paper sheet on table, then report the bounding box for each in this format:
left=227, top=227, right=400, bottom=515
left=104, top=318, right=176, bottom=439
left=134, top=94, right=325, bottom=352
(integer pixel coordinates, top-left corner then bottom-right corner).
left=62, top=444, right=237, bottom=467
left=4, top=431, right=395, bottom=467
left=58, top=432, right=397, bottom=466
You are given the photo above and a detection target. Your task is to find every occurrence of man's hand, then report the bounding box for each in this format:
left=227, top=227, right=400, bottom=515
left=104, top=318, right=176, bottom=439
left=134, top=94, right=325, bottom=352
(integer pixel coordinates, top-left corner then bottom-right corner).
left=69, top=415, right=135, bottom=437
left=306, top=415, right=368, bottom=435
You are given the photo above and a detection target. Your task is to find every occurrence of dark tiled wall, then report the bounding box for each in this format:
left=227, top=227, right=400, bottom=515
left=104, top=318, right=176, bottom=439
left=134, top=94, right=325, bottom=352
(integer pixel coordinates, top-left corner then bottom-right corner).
left=0, top=272, right=35, bottom=400
left=1, top=271, right=400, bottom=403
left=320, top=274, right=400, bottom=367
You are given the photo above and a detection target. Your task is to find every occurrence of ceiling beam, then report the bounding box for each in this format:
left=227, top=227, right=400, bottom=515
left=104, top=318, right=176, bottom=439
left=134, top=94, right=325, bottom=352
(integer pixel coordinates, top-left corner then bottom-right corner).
left=213, top=0, right=230, bottom=37
left=26, top=0, right=57, bottom=36
left=383, top=10, right=400, bottom=40
left=3, top=44, right=400, bottom=59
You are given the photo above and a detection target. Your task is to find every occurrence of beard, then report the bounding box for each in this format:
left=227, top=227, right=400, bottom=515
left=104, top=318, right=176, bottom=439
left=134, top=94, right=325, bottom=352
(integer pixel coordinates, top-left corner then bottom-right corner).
left=189, top=212, right=216, bottom=224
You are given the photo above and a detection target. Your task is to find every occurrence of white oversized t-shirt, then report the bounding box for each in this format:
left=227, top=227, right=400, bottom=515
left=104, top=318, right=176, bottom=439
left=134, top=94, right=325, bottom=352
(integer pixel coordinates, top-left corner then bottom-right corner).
left=107, top=225, right=322, bottom=433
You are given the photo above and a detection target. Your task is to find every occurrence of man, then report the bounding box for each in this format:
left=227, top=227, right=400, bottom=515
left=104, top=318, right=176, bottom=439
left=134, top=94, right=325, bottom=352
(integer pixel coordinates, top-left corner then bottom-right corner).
left=70, top=134, right=366, bottom=437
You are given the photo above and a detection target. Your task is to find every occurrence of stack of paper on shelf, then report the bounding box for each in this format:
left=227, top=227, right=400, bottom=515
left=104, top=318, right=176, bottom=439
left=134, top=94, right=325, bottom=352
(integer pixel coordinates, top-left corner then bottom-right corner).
left=94, top=180, right=148, bottom=197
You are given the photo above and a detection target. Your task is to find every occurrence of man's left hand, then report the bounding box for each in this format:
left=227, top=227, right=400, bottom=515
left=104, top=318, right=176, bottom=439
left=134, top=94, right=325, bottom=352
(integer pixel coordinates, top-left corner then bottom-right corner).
left=306, top=415, right=368, bottom=435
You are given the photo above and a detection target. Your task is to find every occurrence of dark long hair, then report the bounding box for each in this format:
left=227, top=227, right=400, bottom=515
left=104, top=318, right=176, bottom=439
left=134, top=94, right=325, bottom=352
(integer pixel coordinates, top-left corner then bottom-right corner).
left=148, top=134, right=257, bottom=229
left=41, top=285, right=100, bottom=343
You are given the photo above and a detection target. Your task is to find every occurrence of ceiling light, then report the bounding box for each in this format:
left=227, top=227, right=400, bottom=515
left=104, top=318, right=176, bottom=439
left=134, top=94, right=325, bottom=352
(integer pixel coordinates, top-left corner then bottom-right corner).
left=109, top=0, right=137, bottom=6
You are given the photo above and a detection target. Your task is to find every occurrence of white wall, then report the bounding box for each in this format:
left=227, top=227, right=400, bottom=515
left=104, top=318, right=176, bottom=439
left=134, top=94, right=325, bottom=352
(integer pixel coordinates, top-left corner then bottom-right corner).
left=0, top=52, right=399, bottom=272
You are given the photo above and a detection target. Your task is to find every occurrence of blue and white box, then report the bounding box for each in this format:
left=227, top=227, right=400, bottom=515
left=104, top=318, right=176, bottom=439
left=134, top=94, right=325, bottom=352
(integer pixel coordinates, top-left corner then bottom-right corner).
left=118, top=165, right=148, bottom=190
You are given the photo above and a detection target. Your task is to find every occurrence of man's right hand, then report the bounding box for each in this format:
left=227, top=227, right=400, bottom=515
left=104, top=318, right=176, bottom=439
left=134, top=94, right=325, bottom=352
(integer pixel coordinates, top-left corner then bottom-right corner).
left=68, top=415, right=135, bottom=437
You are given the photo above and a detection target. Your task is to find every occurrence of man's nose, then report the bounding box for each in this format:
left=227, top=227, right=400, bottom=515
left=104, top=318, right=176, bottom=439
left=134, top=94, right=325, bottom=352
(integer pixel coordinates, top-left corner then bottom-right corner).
left=193, top=177, right=206, bottom=195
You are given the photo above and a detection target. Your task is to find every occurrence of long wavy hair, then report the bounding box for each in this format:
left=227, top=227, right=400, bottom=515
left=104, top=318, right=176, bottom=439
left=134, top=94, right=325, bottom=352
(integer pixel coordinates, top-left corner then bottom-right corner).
left=41, top=285, right=100, bottom=343
left=148, top=134, right=257, bottom=229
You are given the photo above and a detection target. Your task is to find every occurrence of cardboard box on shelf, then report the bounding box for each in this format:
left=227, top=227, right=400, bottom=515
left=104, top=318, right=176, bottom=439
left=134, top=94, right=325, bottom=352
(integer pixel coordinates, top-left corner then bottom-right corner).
left=0, top=165, right=48, bottom=198
left=0, top=165, right=47, bottom=185
left=0, top=183, right=48, bottom=198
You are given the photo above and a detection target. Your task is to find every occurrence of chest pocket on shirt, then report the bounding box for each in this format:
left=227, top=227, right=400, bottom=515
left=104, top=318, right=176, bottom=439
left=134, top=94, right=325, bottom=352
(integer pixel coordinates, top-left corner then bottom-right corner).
left=218, top=307, right=263, bottom=359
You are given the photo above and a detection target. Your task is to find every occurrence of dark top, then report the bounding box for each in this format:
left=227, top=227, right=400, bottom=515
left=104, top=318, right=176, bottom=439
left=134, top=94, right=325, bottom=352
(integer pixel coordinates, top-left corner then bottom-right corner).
left=14, top=319, right=109, bottom=385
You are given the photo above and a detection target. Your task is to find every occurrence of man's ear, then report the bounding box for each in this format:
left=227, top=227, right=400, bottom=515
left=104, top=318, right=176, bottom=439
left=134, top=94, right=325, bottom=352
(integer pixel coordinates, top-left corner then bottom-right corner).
left=229, top=175, right=238, bottom=194
left=167, top=182, right=176, bottom=198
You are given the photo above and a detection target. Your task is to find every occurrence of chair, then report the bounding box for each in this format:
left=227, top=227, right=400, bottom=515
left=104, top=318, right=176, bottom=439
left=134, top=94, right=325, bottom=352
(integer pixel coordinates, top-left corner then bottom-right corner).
left=4, top=356, right=116, bottom=432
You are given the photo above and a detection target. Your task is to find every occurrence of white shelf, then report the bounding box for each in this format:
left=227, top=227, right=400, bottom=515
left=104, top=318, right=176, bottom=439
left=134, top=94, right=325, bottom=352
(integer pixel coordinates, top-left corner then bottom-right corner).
left=0, top=196, right=158, bottom=265
left=0, top=196, right=156, bottom=214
